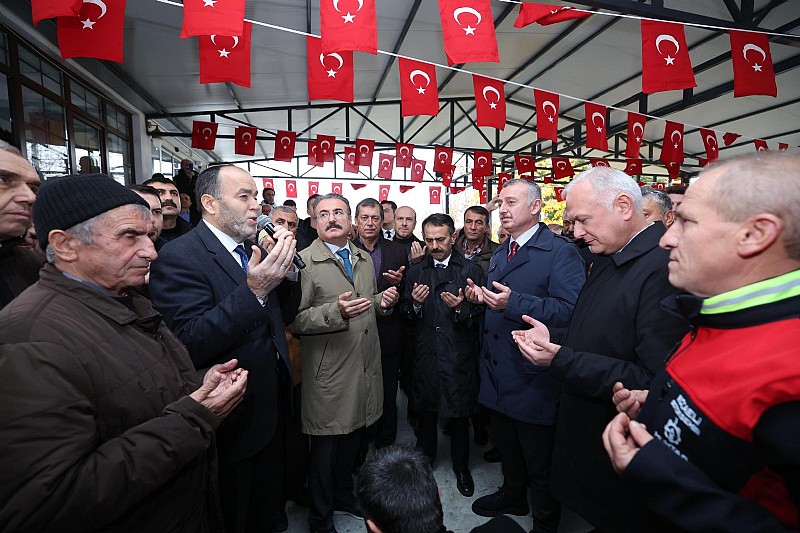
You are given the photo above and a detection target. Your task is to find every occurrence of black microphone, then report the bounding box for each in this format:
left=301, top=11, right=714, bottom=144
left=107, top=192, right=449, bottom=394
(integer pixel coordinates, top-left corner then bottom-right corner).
left=257, top=215, right=306, bottom=270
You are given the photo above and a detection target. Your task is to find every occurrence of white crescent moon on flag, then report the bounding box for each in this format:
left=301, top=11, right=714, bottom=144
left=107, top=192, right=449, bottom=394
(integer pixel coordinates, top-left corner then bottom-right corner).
left=320, top=140, right=331, bottom=152
left=381, top=187, right=389, bottom=195
left=202, top=127, right=213, bottom=137
left=632, top=122, right=644, bottom=136
left=655, top=34, right=680, bottom=55
left=320, top=53, right=344, bottom=70
left=757, top=145, right=767, bottom=151
left=542, top=101, right=557, bottom=117
left=334, top=0, right=364, bottom=13
left=311, top=185, right=318, bottom=194
left=280, top=136, right=291, bottom=148
left=241, top=132, right=252, bottom=142
left=519, top=156, right=530, bottom=165
left=409, top=70, right=431, bottom=88
left=311, top=145, right=317, bottom=155
left=400, top=146, right=410, bottom=157
left=671, top=130, right=682, bottom=143
left=432, top=190, right=439, bottom=199
left=705, top=135, right=717, bottom=148
left=414, top=163, right=423, bottom=173
left=382, top=159, right=390, bottom=169
left=453, top=7, right=482, bottom=26
left=83, top=0, right=107, bottom=19
left=334, top=185, right=342, bottom=193
left=438, top=152, right=448, bottom=163
left=347, top=152, right=355, bottom=163
left=597, top=160, right=609, bottom=167
left=557, top=161, right=566, bottom=169
left=359, top=145, right=370, bottom=155
left=591, top=112, right=605, bottom=127
left=742, top=43, right=767, bottom=63
left=477, top=156, right=488, bottom=166
left=482, top=86, right=501, bottom=103
left=288, top=183, right=295, bottom=192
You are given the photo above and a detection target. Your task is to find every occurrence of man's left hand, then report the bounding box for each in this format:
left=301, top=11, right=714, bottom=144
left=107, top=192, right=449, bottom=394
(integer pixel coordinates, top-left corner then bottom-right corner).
left=383, top=266, right=405, bottom=286
left=480, top=281, right=511, bottom=311
left=380, top=286, right=399, bottom=309
left=602, top=413, right=654, bottom=474
left=511, top=314, right=560, bottom=367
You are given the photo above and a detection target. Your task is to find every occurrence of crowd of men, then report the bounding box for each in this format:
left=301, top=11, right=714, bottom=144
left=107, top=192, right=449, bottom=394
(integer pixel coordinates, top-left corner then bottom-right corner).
left=1, top=139, right=798, bottom=533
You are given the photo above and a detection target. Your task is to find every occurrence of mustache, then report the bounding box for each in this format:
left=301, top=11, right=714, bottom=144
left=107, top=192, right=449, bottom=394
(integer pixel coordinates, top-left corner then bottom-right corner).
left=162, top=200, right=178, bottom=208
left=326, top=223, right=343, bottom=231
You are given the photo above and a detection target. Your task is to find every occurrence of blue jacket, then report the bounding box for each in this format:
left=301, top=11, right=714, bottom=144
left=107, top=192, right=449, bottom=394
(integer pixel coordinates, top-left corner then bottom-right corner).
left=478, top=223, right=585, bottom=425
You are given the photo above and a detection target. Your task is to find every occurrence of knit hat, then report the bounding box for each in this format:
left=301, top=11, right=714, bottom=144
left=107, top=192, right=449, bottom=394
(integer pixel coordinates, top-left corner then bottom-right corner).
left=33, top=173, right=149, bottom=249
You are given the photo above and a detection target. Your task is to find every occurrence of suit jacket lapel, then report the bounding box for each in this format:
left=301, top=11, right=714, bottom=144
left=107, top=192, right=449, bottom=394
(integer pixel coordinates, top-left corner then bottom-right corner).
left=197, top=221, right=246, bottom=285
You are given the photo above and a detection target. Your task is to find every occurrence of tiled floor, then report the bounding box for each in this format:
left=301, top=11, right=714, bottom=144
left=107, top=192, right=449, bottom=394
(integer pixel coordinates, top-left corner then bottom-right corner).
left=285, top=391, right=593, bottom=533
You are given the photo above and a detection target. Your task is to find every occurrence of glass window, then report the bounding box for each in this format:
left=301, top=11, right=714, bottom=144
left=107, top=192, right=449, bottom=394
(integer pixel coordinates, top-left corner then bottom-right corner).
left=107, top=133, right=130, bottom=184
left=71, top=82, right=102, bottom=120
left=0, top=30, right=8, bottom=65
left=18, top=45, right=63, bottom=96
left=22, top=86, right=68, bottom=178
left=0, top=73, right=13, bottom=145
left=106, top=104, right=128, bottom=133
left=74, top=120, right=102, bottom=174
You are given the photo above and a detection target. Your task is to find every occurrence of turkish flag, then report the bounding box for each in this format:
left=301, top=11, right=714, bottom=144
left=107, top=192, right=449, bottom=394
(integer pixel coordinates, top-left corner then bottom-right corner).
left=590, top=158, right=611, bottom=168
left=471, top=172, right=485, bottom=192
left=181, top=0, right=245, bottom=38
left=438, top=0, right=500, bottom=66
left=450, top=187, right=467, bottom=194
left=473, top=151, right=493, bottom=177
left=625, top=112, right=646, bottom=158
left=433, top=146, right=454, bottom=173
left=430, top=186, right=442, bottom=204
left=552, top=157, right=574, bottom=179
left=378, top=154, right=394, bottom=179
left=442, top=166, right=457, bottom=186
left=513, top=3, right=590, bottom=28
left=479, top=189, right=488, bottom=203
left=398, top=58, right=439, bottom=117
left=497, top=173, right=511, bottom=192
left=344, top=147, right=358, bottom=173
left=307, top=36, right=354, bottom=102
left=699, top=128, right=719, bottom=162
left=191, top=121, right=218, bottom=150
left=515, top=153, right=536, bottom=174
left=351, top=183, right=366, bottom=190
left=411, top=159, right=426, bottom=182
left=199, top=22, right=252, bottom=88
left=57, top=0, right=126, bottom=62
left=554, top=187, right=565, bottom=202
left=730, top=30, right=776, bottom=98
left=543, top=176, right=553, bottom=184
left=307, top=140, right=323, bottom=167
left=286, top=180, right=298, bottom=199
left=641, top=20, right=696, bottom=94
left=235, top=126, right=257, bottom=156
left=584, top=102, right=608, bottom=151
left=660, top=121, right=684, bottom=163
left=624, top=158, right=642, bottom=176
left=308, top=181, right=320, bottom=197
left=396, top=143, right=415, bottom=168
left=400, top=185, right=415, bottom=193
left=699, top=158, right=710, bottom=167
left=778, top=143, right=789, bottom=151
left=754, top=139, right=769, bottom=152
left=653, top=182, right=666, bottom=190
left=356, top=139, right=375, bottom=166
left=33, top=0, right=80, bottom=26
left=332, top=182, right=344, bottom=195
left=379, top=184, right=391, bottom=202
left=262, top=179, right=275, bottom=192
left=665, top=161, right=681, bottom=180
left=473, top=75, right=506, bottom=130
left=723, top=132, right=741, bottom=146
left=274, top=131, right=296, bottom=162
left=317, top=135, right=336, bottom=163
left=320, top=0, right=378, bottom=55
left=534, top=89, right=559, bottom=142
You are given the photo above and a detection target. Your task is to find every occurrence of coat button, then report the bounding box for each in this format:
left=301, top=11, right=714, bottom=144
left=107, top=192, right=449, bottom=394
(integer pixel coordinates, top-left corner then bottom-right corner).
left=365, top=329, right=369, bottom=335
left=435, top=326, right=441, bottom=332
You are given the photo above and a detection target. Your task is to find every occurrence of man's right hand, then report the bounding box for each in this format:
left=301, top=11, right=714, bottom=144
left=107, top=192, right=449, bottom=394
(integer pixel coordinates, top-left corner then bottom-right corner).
left=190, top=359, right=248, bottom=419
left=612, top=382, right=649, bottom=420
left=411, top=282, right=431, bottom=307
left=247, top=225, right=296, bottom=299
left=464, top=278, right=484, bottom=304
left=338, top=291, right=372, bottom=319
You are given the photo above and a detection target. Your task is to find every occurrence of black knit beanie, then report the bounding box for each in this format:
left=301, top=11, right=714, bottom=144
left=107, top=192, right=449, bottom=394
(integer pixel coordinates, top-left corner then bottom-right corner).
left=33, top=173, right=150, bottom=249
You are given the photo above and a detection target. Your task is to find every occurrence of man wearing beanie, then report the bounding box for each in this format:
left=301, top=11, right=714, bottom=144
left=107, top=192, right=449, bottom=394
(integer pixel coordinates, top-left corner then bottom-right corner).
left=0, top=173, right=249, bottom=532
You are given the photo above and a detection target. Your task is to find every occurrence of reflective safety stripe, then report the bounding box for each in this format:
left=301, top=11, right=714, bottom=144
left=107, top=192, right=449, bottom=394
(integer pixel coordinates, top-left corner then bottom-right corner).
left=701, top=269, right=800, bottom=315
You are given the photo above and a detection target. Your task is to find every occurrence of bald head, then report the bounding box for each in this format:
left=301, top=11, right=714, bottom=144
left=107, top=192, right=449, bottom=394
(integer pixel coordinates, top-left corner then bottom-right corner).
left=395, top=206, right=417, bottom=239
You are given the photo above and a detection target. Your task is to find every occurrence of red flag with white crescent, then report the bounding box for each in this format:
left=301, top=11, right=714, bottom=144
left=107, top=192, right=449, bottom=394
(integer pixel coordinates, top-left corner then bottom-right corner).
left=441, top=164, right=456, bottom=186
left=584, top=102, right=608, bottom=151
left=534, top=89, right=559, bottom=142
left=378, top=154, right=394, bottom=179
left=307, top=36, right=354, bottom=102
left=191, top=121, right=218, bottom=150
left=274, top=131, right=297, bottom=162
left=433, top=146, right=454, bottom=173
left=754, top=139, right=769, bottom=152
left=199, top=22, right=252, bottom=88
left=723, top=132, right=741, bottom=146
left=699, top=128, right=719, bottom=162
left=471, top=172, right=485, bottom=192
left=665, top=162, right=681, bottom=180
left=473, top=151, right=493, bottom=177
left=430, top=186, right=442, bottom=204
left=589, top=158, right=611, bottom=168
left=57, top=0, right=126, bottom=62
left=778, top=143, right=789, bottom=151
left=473, top=74, right=506, bottom=130
left=320, top=0, right=378, bottom=55
left=625, top=112, right=646, bottom=158
left=308, top=181, right=320, bottom=196
left=286, top=179, right=298, bottom=198
left=262, top=178, right=275, bottom=191
left=332, top=182, right=343, bottom=194
left=653, top=182, right=666, bottom=190
left=344, top=147, right=359, bottom=173
left=356, top=138, right=375, bottom=166
left=411, top=159, right=426, bottom=182
left=398, top=58, right=439, bottom=117
left=450, top=186, right=467, bottom=194
left=554, top=186, right=565, bottom=202
left=479, top=189, right=488, bottom=203
left=181, top=0, right=245, bottom=38
left=660, top=121, right=684, bottom=163
left=624, top=158, right=643, bottom=176
left=641, top=20, right=696, bottom=94
left=400, top=185, right=415, bottom=193
left=379, top=184, right=391, bottom=202
left=730, top=30, right=776, bottom=98
left=514, top=153, right=536, bottom=174
left=316, top=135, right=336, bottom=163
left=32, top=0, right=80, bottom=26
left=307, top=140, right=324, bottom=167
left=543, top=176, right=553, bottom=184
left=438, top=0, right=500, bottom=66
left=395, top=143, right=415, bottom=168
left=513, top=3, right=590, bottom=28
left=351, top=183, right=366, bottom=190
left=552, top=157, right=574, bottom=179
left=234, top=126, right=257, bottom=156
left=497, top=173, right=511, bottom=192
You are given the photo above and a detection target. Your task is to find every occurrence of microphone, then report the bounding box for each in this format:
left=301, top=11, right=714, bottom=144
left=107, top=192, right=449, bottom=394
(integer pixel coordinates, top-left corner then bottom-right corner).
left=257, top=215, right=306, bottom=270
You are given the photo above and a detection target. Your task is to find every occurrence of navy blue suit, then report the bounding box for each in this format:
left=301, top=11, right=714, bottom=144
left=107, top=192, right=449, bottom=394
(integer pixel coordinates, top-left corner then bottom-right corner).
left=149, top=220, right=300, bottom=533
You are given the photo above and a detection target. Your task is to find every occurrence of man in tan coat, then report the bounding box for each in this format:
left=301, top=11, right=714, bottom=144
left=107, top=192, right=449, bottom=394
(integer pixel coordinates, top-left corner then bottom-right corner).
left=292, top=193, right=399, bottom=533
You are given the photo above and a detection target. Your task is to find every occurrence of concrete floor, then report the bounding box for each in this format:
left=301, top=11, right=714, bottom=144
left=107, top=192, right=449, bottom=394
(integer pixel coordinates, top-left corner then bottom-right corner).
left=285, top=391, right=594, bottom=533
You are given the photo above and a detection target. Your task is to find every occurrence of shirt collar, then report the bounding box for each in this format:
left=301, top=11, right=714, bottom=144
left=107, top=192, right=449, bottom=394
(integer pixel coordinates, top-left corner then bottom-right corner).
left=510, top=223, right=539, bottom=249
left=324, top=240, right=351, bottom=255
left=61, top=271, right=117, bottom=296
left=203, top=219, right=242, bottom=253
left=434, top=254, right=452, bottom=268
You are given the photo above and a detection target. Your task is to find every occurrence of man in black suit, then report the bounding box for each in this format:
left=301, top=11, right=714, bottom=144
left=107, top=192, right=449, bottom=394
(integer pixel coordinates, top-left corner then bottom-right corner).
left=149, top=165, right=301, bottom=533
left=353, top=198, right=408, bottom=449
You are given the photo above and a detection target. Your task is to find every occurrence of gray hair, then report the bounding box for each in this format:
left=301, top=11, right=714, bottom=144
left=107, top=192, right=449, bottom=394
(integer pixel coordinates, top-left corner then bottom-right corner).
left=315, top=193, right=351, bottom=216
left=502, top=179, right=541, bottom=203
left=0, top=140, right=22, bottom=157
left=708, top=152, right=800, bottom=260
left=195, top=165, right=226, bottom=213
left=564, top=166, right=643, bottom=212
left=640, top=186, right=673, bottom=215
left=270, top=205, right=297, bottom=219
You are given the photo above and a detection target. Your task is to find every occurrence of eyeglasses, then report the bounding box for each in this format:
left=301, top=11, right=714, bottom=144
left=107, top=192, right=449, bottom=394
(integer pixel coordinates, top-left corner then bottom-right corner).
left=316, top=209, right=348, bottom=221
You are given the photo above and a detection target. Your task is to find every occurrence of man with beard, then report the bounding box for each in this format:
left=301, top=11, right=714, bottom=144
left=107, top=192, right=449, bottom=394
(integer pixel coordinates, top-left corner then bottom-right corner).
left=393, top=206, right=425, bottom=265
left=143, top=175, right=191, bottom=241
left=150, top=165, right=301, bottom=533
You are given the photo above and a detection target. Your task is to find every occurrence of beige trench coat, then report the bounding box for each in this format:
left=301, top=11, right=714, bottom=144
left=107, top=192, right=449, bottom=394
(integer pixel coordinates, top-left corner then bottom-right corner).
left=292, top=239, right=385, bottom=435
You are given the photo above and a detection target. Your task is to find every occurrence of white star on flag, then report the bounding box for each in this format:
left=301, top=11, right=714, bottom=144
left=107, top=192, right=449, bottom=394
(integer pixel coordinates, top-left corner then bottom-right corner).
left=753, top=63, right=763, bottom=72
left=489, top=102, right=497, bottom=109
left=342, top=12, right=355, bottom=23
left=417, top=86, right=426, bottom=95
left=665, top=55, right=675, bottom=65
left=203, top=0, right=217, bottom=6
left=327, top=69, right=337, bottom=77
left=464, top=25, right=476, bottom=35
left=218, top=48, right=230, bottom=58
left=81, top=19, right=96, bottom=29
